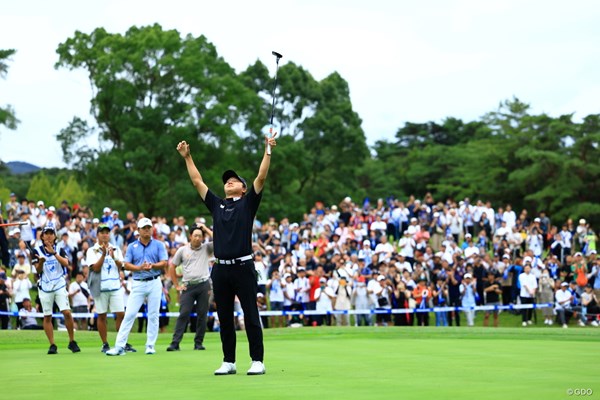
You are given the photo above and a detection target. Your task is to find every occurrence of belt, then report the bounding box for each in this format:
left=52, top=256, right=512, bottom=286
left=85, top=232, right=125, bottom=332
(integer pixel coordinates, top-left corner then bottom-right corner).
left=185, top=277, right=210, bottom=286
left=134, top=275, right=160, bottom=282
left=216, top=254, right=254, bottom=265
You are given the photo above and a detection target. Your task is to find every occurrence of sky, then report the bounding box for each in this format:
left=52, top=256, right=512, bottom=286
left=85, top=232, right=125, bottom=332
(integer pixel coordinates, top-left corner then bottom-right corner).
left=1, top=0, right=599, bottom=168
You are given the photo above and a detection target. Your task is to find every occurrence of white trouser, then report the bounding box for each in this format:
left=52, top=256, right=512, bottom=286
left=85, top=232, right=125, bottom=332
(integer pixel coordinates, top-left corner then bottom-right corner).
left=115, top=278, right=162, bottom=349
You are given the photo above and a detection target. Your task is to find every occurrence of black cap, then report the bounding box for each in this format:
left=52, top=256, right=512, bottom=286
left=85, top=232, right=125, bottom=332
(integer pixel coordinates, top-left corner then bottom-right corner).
left=97, top=223, right=111, bottom=233
left=222, top=170, right=247, bottom=189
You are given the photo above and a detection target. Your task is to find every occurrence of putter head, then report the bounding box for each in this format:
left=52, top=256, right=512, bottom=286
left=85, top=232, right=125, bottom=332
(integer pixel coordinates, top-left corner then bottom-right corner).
left=271, top=51, right=283, bottom=60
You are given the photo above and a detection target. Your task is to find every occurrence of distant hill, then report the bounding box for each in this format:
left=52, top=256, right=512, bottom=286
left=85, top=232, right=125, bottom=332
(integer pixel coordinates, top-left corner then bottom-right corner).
left=6, top=161, right=41, bottom=175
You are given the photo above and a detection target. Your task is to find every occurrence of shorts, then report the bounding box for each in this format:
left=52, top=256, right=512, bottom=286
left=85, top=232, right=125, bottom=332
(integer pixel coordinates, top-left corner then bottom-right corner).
left=95, top=288, right=125, bottom=314
left=39, top=288, right=70, bottom=316
left=485, top=301, right=501, bottom=314
left=270, top=301, right=283, bottom=311
left=72, top=305, right=88, bottom=318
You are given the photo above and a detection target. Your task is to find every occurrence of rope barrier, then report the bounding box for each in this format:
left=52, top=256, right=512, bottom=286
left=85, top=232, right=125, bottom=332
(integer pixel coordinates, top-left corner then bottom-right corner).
left=0, top=302, right=555, bottom=319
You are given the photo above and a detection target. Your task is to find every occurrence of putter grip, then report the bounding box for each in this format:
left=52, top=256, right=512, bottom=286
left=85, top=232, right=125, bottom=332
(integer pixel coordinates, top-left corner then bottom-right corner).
left=267, top=127, right=273, bottom=155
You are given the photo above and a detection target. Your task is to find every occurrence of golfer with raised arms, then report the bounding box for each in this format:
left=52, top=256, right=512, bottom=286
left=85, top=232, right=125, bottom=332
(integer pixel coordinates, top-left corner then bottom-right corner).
left=177, top=133, right=276, bottom=375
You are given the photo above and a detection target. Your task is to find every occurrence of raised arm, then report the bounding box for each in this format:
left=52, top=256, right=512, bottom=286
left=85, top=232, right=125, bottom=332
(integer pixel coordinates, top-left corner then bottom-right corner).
left=254, top=135, right=277, bottom=194
left=177, top=141, right=209, bottom=201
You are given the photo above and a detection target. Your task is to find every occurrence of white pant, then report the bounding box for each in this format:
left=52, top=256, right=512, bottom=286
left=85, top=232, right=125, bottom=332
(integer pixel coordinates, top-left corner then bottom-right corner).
left=115, top=278, right=162, bottom=349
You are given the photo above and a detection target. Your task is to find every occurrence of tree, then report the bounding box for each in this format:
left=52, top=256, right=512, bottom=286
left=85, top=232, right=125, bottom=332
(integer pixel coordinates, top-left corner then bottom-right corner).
left=0, top=49, right=19, bottom=134
left=55, top=25, right=264, bottom=217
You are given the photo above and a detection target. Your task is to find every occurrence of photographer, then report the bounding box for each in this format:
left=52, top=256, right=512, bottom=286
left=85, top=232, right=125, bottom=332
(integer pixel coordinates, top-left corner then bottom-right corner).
left=374, top=275, right=393, bottom=326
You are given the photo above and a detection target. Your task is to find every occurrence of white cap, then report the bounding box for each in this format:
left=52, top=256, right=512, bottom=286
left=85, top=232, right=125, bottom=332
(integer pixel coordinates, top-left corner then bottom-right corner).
left=433, top=212, right=440, bottom=218
left=331, top=205, right=338, bottom=210
left=523, top=256, right=533, bottom=264
left=534, top=217, right=541, bottom=222
left=579, top=219, right=586, bottom=224
left=502, top=254, right=511, bottom=259
left=37, top=200, right=44, bottom=206
left=284, top=273, right=292, bottom=278
left=103, top=207, right=111, bottom=213
left=343, top=197, right=351, bottom=203
left=92, top=218, right=100, bottom=224
left=137, top=217, right=153, bottom=229
left=377, top=275, right=386, bottom=281
left=464, top=273, right=472, bottom=279
left=465, top=233, right=472, bottom=238
left=48, top=206, right=56, bottom=212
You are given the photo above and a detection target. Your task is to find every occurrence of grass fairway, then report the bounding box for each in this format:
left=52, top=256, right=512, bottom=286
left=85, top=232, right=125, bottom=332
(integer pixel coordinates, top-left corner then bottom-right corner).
left=1, top=327, right=597, bottom=400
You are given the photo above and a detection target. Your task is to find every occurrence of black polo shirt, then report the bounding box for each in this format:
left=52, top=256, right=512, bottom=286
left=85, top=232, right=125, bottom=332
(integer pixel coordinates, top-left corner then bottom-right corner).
left=203, top=185, right=262, bottom=259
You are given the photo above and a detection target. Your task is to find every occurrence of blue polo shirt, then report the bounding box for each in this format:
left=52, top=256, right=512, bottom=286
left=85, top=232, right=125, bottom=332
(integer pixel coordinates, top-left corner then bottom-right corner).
left=124, top=238, right=168, bottom=280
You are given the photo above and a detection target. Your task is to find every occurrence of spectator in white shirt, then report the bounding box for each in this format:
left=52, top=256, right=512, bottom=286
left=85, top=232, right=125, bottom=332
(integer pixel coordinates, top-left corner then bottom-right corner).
left=555, top=282, right=573, bottom=328
left=518, top=263, right=537, bottom=326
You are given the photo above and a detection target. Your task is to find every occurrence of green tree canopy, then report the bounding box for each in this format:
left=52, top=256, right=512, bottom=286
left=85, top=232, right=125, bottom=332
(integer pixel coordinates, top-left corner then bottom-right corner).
left=56, top=25, right=369, bottom=222
left=0, top=49, right=19, bottom=134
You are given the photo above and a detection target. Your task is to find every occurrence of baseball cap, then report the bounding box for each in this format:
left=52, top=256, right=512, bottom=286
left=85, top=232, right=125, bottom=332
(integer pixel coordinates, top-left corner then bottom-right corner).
left=297, top=267, right=306, bottom=272
left=579, top=219, right=586, bottom=224
left=377, top=275, right=386, bottom=281
left=465, top=233, right=472, bottom=238
left=137, top=217, right=153, bottom=229
left=222, top=170, right=247, bottom=188
left=37, top=200, right=44, bottom=206
left=103, top=207, right=111, bottom=213
left=574, top=252, right=582, bottom=258
left=534, top=217, right=541, bottom=222
left=97, top=223, right=111, bottom=233
left=523, top=256, right=533, bottom=264
left=283, top=273, right=292, bottom=279
left=464, top=273, right=473, bottom=279
left=560, top=282, right=568, bottom=287
left=502, top=254, right=511, bottom=259
left=92, top=218, right=100, bottom=224
left=319, top=277, right=327, bottom=283
left=42, top=225, right=56, bottom=234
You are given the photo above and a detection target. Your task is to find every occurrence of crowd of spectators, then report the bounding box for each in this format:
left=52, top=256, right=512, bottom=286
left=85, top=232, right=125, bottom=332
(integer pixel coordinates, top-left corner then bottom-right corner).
left=0, top=191, right=599, bottom=332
